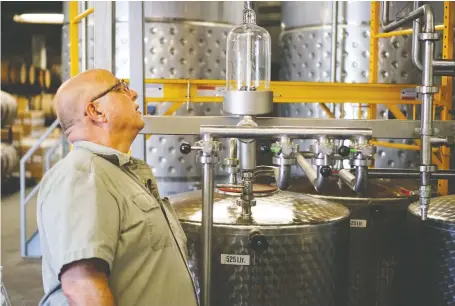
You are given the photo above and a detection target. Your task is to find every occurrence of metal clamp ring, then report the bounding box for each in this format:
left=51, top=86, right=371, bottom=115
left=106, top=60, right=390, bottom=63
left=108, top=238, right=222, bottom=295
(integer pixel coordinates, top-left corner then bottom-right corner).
left=199, top=155, right=220, bottom=164
left=419, top=165, right=437, bottom=172
left=416, top=86, right=439, bottom=94
left=273, top=156, right=296, bottom=166
left=418, top=32, right=441, bottom=41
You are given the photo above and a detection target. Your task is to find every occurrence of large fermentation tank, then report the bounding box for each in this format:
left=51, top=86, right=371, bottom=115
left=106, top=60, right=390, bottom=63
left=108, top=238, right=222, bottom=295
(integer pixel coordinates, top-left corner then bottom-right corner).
left=287, top=177, right=419, bottom=306
left=400, top=195, right=455, bottom=306
left=62, top=2, right=244, bottom=196
left=279, top=1, right=427, bottom=169
left=170, top=189, right=350, bottom=306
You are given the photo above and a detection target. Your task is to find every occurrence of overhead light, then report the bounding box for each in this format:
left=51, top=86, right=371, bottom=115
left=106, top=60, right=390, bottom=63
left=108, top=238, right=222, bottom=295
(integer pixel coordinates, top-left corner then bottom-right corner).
left=13, top=13, right=64, bottom=24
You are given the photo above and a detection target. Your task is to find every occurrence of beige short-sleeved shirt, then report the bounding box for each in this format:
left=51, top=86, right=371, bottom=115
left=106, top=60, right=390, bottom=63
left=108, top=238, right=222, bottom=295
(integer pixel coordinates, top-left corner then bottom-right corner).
left=37, top=141, right=199, bottom=306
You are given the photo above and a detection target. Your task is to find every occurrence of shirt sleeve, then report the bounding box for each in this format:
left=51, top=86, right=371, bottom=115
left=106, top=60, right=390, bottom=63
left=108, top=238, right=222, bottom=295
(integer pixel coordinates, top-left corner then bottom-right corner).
left=39, top=167, right=120, bottom=278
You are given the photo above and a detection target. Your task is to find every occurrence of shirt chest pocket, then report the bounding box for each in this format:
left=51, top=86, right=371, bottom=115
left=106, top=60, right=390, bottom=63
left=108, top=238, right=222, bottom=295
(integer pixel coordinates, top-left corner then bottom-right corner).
left=130, top=193, right=173, bottom=251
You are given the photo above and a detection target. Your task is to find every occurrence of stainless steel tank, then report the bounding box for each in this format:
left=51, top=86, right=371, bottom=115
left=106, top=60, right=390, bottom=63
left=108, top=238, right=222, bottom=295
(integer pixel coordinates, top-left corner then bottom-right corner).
left=169, top=188, right=350, bottom=306
left=287, top=177, right=420, bottom=306
left=279, top=2, right=448, bottom=170
left=400, top=195, right=455, bottom=306
left=62, top=2, right=244, bottom=196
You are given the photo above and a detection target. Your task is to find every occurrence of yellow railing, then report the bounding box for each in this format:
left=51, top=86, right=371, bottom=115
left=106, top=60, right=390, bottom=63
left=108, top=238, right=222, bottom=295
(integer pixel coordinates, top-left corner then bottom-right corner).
left=69, top=2, right=94, bottom=77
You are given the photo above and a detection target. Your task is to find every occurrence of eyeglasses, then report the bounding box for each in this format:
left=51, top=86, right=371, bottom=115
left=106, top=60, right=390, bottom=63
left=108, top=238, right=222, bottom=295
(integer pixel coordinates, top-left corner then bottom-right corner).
left=90, top=79, right=130, bottom=102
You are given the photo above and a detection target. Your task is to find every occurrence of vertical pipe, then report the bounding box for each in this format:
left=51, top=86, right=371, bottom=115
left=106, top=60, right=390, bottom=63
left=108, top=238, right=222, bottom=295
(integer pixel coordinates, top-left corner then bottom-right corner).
left=69, top=1, right=78, bottom=77
left=239, top=140, right=256, bottom=170
left=129, top=2, right=146, bottom=160
left=381, top=1, right=390, bottom=26
left=330, top=1, right=338, bottom=83
left=201, top=152, right=214, bottom=306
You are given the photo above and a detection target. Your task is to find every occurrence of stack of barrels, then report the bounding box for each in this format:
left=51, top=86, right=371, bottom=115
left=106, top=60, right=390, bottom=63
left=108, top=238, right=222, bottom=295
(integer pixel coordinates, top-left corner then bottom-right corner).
left=1, top=60, right=61, bottom=96
left=1, top=59, right=60, bottom=123
left=0, top=91, right=20, bottom=180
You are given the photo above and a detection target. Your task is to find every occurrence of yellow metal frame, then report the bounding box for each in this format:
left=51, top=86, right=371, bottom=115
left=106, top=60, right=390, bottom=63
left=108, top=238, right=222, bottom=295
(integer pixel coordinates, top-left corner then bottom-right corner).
left=68, top=1, right=453, bottom=194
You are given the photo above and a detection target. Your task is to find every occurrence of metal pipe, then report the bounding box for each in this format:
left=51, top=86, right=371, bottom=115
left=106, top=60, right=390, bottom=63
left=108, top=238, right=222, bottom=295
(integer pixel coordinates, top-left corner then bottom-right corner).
left=201, top=155, right=214, bottom=306
left=238, top=140, right=256, bottom=170
left=338, top=169, right=356, bottom=189
left=381, top=1, right=390, bottom=27
left=330, top=1, right=338, bottom=83
left=412, top=2, right=424, bottom=71
left=295, top=153, right=327, bottom=191
left=354, top=166, right=368, bottom=193
left=383, top=4, right=434, bottom=33
left=433, top=60, right=455, bottom=70
left=364, top=169, right=455, bottom=179
left=276, top=165, right=291, bottom=190
left=200, top=126, right=372, bottom=139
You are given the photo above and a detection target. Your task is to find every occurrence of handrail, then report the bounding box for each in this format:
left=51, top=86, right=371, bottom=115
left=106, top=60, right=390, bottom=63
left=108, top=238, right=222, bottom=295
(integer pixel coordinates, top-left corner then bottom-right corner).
left=20, top=119, right=60, bottom=257
left=69, top=4, right=94, bottom=77
left=72, top=7, right=94, bottom=24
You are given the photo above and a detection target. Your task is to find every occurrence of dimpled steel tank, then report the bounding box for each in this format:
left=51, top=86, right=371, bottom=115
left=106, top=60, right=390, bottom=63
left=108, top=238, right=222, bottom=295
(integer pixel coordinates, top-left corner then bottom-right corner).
left=169, top=189, right=350, bottom=306
left=287, top=177, right=420, bottom=306
left=400, top=195, right=455, bottom=306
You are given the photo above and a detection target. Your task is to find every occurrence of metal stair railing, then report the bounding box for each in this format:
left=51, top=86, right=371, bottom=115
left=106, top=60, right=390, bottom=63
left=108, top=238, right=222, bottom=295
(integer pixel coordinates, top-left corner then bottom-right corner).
left=20, top=119, right=63, bottom=258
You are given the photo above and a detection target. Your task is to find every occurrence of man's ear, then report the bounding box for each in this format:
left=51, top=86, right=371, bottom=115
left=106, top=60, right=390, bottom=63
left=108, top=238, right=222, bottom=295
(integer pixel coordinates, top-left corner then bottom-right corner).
left=85, top=101, right=107, bottom=123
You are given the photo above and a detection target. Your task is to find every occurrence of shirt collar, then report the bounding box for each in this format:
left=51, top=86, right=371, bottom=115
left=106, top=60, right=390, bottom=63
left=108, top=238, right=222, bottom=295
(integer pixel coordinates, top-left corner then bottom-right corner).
left=73, top=141, right=131, bottom=166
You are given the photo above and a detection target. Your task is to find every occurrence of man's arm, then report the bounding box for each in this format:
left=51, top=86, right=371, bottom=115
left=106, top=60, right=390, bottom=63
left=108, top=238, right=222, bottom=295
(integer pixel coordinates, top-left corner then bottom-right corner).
left=61, top=258, right=115, bottom=306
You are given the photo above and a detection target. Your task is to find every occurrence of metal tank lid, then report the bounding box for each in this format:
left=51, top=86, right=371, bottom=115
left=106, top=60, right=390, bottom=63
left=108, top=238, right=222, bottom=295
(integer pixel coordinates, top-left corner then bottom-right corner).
left=169, top=189, right=349, bottom=226
left=409, top=195, right=455, bottom=225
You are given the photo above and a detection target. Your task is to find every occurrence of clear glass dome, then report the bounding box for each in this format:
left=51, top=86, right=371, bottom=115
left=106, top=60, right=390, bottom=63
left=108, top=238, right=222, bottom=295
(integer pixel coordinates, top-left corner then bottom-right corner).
left=226, top=22, right=271, bottom=91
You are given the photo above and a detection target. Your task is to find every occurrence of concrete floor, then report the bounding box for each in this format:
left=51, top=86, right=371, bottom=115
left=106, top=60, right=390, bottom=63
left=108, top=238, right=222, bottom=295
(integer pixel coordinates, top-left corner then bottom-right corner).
left=2, top=179, right=44, bottom=306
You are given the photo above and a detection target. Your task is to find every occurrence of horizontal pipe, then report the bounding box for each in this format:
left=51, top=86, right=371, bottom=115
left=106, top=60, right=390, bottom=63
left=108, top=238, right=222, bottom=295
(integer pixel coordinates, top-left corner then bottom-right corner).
left=376, top=24, right=444, bottom=38
left=433, top=60, right=455, bottom=69
left=200, top=126, right=372, bottom=139
left=383, top=4, right=434, bottom=33
left=353, top=169, right=455, bottom=179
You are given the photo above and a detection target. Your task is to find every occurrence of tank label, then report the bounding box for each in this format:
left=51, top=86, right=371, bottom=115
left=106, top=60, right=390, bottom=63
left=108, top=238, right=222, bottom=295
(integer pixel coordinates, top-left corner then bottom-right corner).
left=196, top=85, right=225, bottom=97
left=350, top=219, right=367, bottom=228
left=220, top=254, right=250, bottom=266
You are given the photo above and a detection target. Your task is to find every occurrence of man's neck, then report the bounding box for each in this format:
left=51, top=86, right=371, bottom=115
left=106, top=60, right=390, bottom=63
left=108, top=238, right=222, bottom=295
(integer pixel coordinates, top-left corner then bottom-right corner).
left=67, top=125, right=135, bottom=154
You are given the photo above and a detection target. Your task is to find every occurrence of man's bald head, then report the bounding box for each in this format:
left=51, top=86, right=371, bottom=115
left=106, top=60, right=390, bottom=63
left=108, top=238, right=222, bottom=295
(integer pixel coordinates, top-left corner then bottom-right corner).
left=54, top=69, right=117, bottom=132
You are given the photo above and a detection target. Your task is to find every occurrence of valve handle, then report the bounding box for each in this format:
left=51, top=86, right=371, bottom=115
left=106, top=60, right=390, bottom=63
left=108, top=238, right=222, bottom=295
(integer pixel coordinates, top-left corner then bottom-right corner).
left=180, top=143, right=192, bottom=155
left=338, top=145, right=351, bottom=157
left=320, top=166, right=332, bottom=177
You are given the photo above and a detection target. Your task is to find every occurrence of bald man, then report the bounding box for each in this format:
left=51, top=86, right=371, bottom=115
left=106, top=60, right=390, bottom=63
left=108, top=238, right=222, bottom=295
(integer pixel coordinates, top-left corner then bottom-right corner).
left=37, top=69, right=199, bottom=306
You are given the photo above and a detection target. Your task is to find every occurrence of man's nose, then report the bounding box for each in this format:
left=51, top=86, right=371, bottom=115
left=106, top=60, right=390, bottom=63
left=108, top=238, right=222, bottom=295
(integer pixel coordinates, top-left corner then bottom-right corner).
left=130, top=89, right=139, bottom=101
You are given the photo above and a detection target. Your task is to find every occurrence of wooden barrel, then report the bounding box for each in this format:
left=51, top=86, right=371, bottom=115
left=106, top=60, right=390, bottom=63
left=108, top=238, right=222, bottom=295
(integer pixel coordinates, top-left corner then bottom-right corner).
left=41, top=93, right=56, bottom=121
left=28, top=65, right=42, bottom=95
left=41, top=68, right=61, bottom=93
left=0, top=90, right=18, bottom=127
left=8, top=61, right=28, bottom=95
left=1, top=142, right=19, bottom=179
left=1, top=60, right=10, bottom=91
